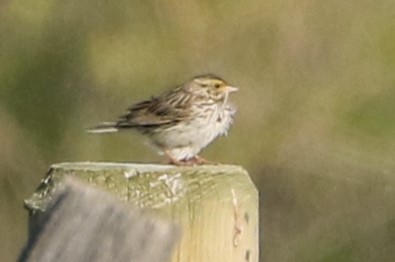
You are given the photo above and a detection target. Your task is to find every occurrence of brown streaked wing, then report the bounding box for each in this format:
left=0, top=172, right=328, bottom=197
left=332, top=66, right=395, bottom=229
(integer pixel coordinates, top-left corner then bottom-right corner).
left=116, top=88, right=192, bottom=128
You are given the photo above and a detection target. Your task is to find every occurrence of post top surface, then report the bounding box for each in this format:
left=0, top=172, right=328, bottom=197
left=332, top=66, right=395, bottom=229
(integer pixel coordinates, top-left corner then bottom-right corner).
left=51, top=161, right=246, bottom=173
left=26, top=162, right=255, bottom=213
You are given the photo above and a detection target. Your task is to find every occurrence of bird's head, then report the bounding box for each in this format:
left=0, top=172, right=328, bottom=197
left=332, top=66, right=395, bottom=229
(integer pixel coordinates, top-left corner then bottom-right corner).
left=184, top=74, right=238, bottom=101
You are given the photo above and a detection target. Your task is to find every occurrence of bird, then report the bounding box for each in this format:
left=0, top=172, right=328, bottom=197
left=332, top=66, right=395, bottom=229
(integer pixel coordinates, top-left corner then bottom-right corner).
left=88, top=74, right=238, bottom=165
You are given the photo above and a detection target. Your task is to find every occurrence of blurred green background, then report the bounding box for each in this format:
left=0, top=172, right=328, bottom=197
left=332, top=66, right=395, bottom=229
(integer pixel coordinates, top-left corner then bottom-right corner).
left=1, top=0, right=395, bottom=261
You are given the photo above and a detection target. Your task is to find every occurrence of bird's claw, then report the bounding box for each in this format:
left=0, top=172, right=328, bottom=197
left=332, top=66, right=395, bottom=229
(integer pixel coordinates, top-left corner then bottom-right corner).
left=167, top=155, right=217, bottom=166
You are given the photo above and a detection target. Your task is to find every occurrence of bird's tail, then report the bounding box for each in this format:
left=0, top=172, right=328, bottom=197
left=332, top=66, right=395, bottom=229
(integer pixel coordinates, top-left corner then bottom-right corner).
left=87, top=122, right=118, bottom=133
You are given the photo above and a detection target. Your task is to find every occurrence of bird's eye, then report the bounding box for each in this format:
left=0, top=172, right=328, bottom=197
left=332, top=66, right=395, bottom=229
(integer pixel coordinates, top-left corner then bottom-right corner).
left=214, top=83, right=221, bottom=88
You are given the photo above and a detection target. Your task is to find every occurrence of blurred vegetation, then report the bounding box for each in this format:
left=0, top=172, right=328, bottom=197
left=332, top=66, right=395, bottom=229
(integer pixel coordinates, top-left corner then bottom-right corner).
left=1, top=0, right=395, bottom=261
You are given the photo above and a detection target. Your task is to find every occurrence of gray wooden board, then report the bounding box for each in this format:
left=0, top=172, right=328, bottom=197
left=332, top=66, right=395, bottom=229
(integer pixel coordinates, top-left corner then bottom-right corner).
left=19, top=177, right=179, bottom=262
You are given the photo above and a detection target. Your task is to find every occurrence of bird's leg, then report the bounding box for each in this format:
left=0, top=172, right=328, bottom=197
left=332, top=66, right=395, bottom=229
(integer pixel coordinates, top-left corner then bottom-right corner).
left=193, top=155, right=209, bottom=164
left=163, top=150, right=191, bottom=166
left=191, top=155, right=214, bottom=165
left=163, top=150, right=214, bottom=166
left=169, top=159, right=191, bottom=166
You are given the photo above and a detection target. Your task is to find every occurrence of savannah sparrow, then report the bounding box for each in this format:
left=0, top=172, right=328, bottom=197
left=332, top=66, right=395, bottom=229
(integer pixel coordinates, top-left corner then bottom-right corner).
left=88, top=74, right=238, bottom=165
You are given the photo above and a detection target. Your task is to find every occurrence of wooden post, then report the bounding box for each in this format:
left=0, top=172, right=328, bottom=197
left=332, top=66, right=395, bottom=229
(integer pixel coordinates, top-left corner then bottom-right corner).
left=24, top=162, right=259, bottom=262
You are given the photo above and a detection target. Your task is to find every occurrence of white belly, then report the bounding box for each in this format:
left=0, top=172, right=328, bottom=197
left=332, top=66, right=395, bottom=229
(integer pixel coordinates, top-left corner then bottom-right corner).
left=150, top=105, right=235, bottom=160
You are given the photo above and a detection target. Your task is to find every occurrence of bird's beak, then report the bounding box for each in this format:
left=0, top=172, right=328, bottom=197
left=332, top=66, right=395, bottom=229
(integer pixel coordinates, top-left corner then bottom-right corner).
left=226, top=85, right=239, bottom=93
